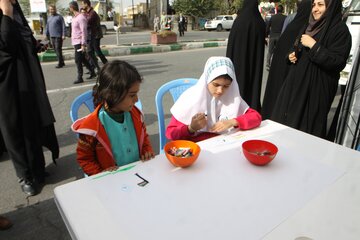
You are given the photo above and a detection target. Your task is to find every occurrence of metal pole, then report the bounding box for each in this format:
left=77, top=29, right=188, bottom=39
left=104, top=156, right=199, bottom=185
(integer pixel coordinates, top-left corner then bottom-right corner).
left=132, top=0, right=135, bottom=27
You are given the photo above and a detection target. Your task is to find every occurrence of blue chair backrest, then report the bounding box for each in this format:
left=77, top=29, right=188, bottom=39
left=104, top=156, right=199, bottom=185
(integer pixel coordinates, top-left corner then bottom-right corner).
left=155, top=78, right=198, bottom=153
left=70, top=90, right=142, bottom=123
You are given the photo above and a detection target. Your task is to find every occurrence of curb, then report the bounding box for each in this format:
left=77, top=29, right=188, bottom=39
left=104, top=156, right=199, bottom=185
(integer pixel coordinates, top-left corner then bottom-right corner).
left=38, top=40, right=228, bottom=62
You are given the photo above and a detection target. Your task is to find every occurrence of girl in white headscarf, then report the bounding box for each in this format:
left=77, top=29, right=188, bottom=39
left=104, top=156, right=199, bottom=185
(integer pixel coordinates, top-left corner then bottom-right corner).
left=166, top=57, right=262, bottom=142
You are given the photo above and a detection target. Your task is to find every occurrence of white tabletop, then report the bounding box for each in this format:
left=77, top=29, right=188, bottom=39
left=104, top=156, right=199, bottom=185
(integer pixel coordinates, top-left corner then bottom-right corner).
left=54, top=120, right=360, bottom=240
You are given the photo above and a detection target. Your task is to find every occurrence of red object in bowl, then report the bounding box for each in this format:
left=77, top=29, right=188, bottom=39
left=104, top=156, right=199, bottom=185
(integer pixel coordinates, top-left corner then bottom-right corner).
left=164, top=140, right=201, bottom=168
left=242, top=140, right=278, bottom=166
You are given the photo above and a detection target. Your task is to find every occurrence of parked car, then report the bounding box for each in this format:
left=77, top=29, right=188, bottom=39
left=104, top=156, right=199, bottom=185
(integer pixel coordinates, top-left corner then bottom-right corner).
left=204, top=15, right=234, bottom=31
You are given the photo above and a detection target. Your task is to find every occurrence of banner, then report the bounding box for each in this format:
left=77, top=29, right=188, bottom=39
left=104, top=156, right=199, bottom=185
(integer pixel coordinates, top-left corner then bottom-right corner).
left=30, top=0, right=47, bottom=13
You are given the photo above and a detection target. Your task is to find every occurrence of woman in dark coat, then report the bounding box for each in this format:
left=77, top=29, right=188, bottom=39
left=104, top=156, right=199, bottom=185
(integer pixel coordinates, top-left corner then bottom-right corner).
left=0, top=0, right=59, bottom=195
left=271, top=0, right=352, bottom=139
left=261, top=0, right=312, bottom=119
left=226, top=0, right=265, bottom=112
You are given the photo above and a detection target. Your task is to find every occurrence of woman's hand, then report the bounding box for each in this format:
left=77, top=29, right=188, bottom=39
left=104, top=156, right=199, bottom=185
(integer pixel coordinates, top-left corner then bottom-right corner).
left=189, top=113, right=207, bottom=133
left=0, top=0, right=14, bottom=18
left=210, top=119, right=237, bottom=133
left=289, top=51, right=297, bottom=64
left=301, top=34, right=316, bottom=49
left=141, top=151, right=155, bottom=161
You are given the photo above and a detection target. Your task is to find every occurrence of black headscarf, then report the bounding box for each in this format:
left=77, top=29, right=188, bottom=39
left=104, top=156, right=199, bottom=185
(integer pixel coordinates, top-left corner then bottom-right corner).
left=305, top=0, right=331, bottom=37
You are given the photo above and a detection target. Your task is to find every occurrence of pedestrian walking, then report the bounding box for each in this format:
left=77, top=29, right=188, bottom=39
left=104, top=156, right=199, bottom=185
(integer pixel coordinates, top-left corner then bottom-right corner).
left=0, top=0, right=59, bottom=196
left=82, top=0, right=107, bottom=71
left=69, top=1, right=95, bottom=84
left=45, top=4, right=66, bottom=68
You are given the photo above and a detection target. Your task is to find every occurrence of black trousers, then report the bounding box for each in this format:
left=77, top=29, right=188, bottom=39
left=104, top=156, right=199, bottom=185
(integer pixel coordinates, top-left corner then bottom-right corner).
left=74, top=44, right=94, bottom=80
left=93, top=38, right=108, bottom=64
left=87, top=38, right=101, bottom=72
left=51, top=37, right=64, bottom=66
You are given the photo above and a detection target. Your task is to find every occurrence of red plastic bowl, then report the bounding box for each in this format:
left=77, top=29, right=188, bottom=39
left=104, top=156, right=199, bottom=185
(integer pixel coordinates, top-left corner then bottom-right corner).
left=164, top=140, right=201, bottom=168
left=242, top=140, right=278, bottom=166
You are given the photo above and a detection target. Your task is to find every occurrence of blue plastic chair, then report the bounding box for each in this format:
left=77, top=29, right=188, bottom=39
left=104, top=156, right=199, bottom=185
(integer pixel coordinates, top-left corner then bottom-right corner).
left=155, top=78, right=198, bottom=153
left=70, top=90, right=142, bottom=123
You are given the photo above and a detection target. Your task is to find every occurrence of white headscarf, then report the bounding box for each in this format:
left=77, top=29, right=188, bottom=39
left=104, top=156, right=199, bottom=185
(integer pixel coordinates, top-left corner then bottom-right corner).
left=170, top=56, right=249, bottom=131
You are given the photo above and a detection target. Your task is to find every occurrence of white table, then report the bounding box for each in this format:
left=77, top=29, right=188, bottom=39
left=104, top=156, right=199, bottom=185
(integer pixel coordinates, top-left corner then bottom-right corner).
left=54, top=120, right=360, bottom=240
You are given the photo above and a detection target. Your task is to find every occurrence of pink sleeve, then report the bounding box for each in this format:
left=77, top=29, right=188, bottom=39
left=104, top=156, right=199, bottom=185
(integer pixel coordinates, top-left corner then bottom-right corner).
left=235, top=108, right=262, bottom=130
left=80, top=16, right=87, bottom=45
left=166, top=116, right=194, bottom=140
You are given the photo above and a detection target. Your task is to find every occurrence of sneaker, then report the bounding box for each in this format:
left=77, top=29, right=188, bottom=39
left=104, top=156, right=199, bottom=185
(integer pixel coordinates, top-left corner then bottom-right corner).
left=0, top=216, right=12, bottom=230
left=19, top=178, right=37, bottom=196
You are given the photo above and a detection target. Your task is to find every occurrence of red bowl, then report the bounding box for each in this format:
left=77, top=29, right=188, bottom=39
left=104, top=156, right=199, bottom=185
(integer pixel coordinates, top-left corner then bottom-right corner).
left=164, top=140, right=201, bottom=168
left=242, top=140, right=278, bottom=166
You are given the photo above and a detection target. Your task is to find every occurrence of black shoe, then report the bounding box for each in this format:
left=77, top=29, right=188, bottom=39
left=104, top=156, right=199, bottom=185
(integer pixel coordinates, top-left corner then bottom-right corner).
left=19, top=178, right=37, bottom=196
left=86, top=73, right=96, bottom=79
left=55, top=63, right=65, bottom=68
left=73, top=79, right=84, bottom=84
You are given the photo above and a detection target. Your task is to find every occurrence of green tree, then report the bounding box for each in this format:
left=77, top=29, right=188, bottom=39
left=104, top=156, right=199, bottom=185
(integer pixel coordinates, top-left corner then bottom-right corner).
left=172, top=0, right=216, bottom=17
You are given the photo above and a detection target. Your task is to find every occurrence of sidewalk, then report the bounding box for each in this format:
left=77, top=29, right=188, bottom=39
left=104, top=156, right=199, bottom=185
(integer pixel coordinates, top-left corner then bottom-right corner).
left=38, top=38, right=228, bottom=62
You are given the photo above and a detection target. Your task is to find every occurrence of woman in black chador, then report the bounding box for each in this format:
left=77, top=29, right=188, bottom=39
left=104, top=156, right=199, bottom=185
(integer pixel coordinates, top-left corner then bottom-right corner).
left=226, top=0, right=265, bottom=112
left=271, top=0, right=351, bottom=139
left=0, top=0, right=59, bottom=195
left=262, top=0, right=312, bottom=120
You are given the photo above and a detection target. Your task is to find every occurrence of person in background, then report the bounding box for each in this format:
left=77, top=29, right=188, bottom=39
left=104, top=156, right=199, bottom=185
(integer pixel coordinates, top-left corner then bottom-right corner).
left=45, top=4, right=66, bottom=68
left=81, top=0, right=106, bottom=73
left=270, top=0, right=352, bottom=139
left=281, top=0, right=303, bottom=33
left=0, top=0, right=59, bottom=196
left=262, top=0, right=312, bottom=120
left=166, top=57, right=262, bottom=142
left=72, top=60, right=154, bottom=176
left=69, top=1, right=95, bottom=84
left=160, top=11, right=166, bottom=30
left=226, top=0, right=266, bottom=112
left=153, top=14, right=160, bottom=32
left=178, top=13, right=185, bottom=36
left=265, top=4, right=286, bottom=69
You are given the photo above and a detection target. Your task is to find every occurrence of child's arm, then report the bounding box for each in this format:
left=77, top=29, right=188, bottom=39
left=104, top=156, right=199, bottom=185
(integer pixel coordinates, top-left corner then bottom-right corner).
left=140, top=123, right=155, bottom=161
left=166, top=116, right=196, bottom=140
left=234, top=108, right=262, bottom=130
left=76, top=134, right=104, bottom=175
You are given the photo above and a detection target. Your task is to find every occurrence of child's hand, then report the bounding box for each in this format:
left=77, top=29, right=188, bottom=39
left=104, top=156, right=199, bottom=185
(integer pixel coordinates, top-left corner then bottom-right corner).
left=141, top=151, right=155, bottom=161
left=289, top=52, right=297, bottom=64
left=102, top=166, right=119, bottom=172
left=189, top=113, right=207, bottom=132
left=210, top=119, right=237, bottom=133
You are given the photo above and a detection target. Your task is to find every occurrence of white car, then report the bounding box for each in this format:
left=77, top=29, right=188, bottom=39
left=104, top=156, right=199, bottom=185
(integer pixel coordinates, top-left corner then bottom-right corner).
left=205, top=15, right=234, bottom=31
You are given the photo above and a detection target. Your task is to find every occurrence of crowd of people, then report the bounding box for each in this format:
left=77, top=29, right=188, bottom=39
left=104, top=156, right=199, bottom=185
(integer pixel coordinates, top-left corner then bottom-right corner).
left=0, top=0, right=353, bottom=231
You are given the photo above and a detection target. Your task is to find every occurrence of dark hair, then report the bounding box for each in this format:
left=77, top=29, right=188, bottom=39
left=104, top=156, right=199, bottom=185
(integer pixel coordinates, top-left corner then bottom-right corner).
left=93, top=60, right=142, bottom=108
left=82, top=0, right=91, bottom=7
left=277, top=5, right=284, bottom=13
left=215, top=74, right=233, bottom=82
left=69, top=1, right=79, bottom=11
